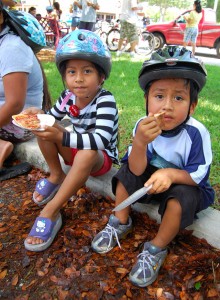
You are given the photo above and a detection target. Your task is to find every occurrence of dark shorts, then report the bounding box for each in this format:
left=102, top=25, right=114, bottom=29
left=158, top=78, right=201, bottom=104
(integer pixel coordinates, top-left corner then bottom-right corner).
left=79, top=21, right=95, bottom=32
left=71, top=17, right=80, bottom=27
left=112, top=162, right=204, bottom=229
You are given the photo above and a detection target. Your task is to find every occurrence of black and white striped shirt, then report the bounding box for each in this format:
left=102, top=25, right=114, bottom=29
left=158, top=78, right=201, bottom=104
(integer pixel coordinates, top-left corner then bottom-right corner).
left=49, top=88, right=119, bottom=164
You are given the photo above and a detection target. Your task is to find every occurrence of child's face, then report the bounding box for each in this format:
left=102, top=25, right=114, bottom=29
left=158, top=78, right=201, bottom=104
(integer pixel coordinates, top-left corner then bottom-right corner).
left=64, top=59, right=104, bottom=102
left=147, top=78, right=197, bottom=131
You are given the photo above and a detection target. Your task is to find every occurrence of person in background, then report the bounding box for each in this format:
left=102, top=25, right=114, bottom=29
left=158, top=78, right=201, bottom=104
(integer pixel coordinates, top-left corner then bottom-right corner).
left=183, top=0, right=202, bottom=55
left=0, top=1, right=51, bottom=180
left=45, top=6, right=58, bottom=21
left=116, top=0, right=143, bottom=58
left=28, top=7, right=37, bottom=18
left=69, top=1, right=82, bottom=31
left=53, top=1, right=62, bottom=20
left=75, top=0, right=99, bottom=32
left=23, top=30, right=119, bottom=252
left=92, top=45, right=215, bottom=287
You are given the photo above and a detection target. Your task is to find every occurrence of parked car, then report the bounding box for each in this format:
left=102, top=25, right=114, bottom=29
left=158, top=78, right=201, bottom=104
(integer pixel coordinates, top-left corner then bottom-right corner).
left=146, top=8, right=220, bottom=58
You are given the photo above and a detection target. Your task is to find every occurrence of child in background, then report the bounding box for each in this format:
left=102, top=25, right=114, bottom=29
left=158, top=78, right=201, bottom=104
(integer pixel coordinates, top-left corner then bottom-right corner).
left=92, top=45, right=215, bottom=287
left=24, top=29, right=119, bottom=252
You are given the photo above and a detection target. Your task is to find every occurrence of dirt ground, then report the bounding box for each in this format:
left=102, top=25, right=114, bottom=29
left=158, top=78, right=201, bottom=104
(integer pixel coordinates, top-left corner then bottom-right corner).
left=0, top=164, right=220, bottom=300
left=0, top=50, right=219, bottom=299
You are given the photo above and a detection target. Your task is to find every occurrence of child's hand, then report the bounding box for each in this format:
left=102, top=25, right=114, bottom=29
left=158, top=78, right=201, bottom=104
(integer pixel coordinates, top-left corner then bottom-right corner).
left=22, top=107, right=44, bottom=115
left=135, top=113, right=162, bottom=146
left=32, top=124, right=63, bottom=143
left=144, top=169, right=172, bottom=194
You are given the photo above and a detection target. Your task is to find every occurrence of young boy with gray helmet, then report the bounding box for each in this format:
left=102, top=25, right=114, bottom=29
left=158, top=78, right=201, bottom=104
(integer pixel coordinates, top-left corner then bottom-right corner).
left=23, top=29, right=119, bottom=252
left=92, top=45, right=215, bottom=287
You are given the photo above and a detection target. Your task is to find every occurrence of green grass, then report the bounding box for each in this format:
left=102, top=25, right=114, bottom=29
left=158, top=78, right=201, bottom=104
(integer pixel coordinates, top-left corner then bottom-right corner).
left=42, top=55, right=220, bottom=207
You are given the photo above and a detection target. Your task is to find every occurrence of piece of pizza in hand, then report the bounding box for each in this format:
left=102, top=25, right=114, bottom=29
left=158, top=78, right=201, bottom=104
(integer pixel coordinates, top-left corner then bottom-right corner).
left=154, top=111, right=165, bottom=128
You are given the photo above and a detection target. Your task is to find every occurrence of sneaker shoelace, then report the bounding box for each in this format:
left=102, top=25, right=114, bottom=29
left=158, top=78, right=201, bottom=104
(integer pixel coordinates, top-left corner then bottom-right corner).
left=137, top=250, right=155, bottom=281
left=102, top=223, right=122, bottom=249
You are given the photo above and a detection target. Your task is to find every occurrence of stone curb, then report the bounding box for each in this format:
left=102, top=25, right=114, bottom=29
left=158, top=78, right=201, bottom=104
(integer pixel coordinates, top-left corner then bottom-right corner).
left=15, top=138, right=220, bottom=250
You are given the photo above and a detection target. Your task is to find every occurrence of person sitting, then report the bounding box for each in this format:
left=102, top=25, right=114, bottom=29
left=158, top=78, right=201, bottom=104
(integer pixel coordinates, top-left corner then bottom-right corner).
left=0, top=1, right=51, bottom=180
left=23, top=30, right=119, bottom=252
left=28, top=7, right=36, bottom=18
left=92, top=45, right=215, bottom=288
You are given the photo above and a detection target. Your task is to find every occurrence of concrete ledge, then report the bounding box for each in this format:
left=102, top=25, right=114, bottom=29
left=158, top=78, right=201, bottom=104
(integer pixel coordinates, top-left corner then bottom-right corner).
left=15, top=137, right=220, bottom=250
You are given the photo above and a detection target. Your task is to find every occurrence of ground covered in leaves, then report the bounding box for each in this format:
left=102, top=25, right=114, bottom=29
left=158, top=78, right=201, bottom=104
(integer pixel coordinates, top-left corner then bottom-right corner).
left=0, top=166, right=220, bottom=300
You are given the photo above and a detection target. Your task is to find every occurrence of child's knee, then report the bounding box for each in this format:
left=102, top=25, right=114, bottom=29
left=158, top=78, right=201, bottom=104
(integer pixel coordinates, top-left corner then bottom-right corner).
left=166, top=198, right=182, bottom=214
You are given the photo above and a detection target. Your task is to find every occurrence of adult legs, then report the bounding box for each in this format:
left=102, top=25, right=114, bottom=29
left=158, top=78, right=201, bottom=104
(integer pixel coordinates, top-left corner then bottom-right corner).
left=0, top=139, right=13, bottom=168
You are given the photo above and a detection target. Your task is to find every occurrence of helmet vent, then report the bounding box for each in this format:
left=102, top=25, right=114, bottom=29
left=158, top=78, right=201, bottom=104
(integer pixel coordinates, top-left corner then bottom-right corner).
left=78, top=33, right=86, bottom=41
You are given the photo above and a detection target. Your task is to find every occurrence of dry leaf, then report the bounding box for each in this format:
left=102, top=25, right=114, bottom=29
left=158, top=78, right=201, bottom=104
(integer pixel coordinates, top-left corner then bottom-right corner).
left=0, top=269, right=7, bottom=279
left=11, top=274, right=19, bottom=286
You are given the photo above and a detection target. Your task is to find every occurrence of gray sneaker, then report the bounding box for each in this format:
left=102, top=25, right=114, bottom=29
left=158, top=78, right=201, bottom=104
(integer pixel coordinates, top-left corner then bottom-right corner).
left=91, top=214, right=133, bottom=254
left=129, top=242, right=167, bottom=287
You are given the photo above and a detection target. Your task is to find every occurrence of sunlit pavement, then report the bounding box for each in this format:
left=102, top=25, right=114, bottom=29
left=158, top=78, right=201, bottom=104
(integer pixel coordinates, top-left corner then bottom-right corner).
left=113, top=47, right=220, bottom=66
left=195, top=47, right=220, bottom=66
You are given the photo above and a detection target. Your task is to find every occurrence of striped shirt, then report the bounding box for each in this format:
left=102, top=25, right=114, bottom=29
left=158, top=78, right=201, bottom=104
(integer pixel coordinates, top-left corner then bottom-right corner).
left=49, top=88, right=119, bottom=165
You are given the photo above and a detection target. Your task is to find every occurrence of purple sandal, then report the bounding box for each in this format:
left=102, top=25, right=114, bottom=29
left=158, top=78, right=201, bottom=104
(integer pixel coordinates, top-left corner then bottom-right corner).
left=33, top=178, right=60, bottom=206
left=24, top=213, right=62, bottom=252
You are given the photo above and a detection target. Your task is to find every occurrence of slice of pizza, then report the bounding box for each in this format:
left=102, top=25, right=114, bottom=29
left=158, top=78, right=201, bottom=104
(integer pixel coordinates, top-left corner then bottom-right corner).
left=12, top=114, right=41, bottom=130
left=154, top=111, right=165, bottom=128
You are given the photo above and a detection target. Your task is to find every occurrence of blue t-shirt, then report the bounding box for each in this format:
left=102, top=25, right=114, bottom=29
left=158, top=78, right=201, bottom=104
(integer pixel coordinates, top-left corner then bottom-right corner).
left=122, top=116, right=215, bottom=208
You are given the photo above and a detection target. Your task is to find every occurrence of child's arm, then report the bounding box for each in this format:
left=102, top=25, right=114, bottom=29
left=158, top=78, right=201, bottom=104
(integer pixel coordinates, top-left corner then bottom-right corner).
left=128, top=114, right=162, bottom=175
left=144, top=168, right=197, bottom=195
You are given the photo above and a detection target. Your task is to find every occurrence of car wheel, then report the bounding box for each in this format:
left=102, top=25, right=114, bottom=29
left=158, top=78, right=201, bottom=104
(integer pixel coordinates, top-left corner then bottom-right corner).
left=153, top=33, right=165, bottom=50
left=216, top=42, right=220, bottom=58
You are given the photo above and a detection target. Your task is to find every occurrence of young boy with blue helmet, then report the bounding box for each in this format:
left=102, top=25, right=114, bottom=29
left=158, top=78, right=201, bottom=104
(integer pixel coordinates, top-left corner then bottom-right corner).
left=92, top=45, right=215, bottom=287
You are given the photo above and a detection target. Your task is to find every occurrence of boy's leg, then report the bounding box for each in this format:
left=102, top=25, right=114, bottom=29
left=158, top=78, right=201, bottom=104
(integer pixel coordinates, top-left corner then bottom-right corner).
left=92, top=163, right=155, bottom=253
left=151, top=198, right=181, bottom=248
left=129, top=198, right=181, bottom=287
left=91, top=180, right=133, bottom=253
left=26, top=149, right=105, bottom=246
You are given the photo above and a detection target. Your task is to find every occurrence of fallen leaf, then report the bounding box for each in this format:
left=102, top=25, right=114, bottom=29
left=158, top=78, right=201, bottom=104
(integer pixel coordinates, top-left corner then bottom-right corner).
left=0, top=269, right=7, bottom=279
left=11, top=273, right=19, bottom=286
left=116, top=267, right=129, bottom=275
left=207, top=288, right=218, bottom=297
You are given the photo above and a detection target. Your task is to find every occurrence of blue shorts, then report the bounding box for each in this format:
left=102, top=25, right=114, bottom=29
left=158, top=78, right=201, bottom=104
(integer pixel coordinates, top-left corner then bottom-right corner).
left=71, top=17, right=80, bottom=27
left=183, top=27, right=198, bottom=43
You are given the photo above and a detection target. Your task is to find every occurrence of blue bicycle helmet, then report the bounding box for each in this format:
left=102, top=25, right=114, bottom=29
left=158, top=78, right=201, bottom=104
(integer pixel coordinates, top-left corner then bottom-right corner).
left=56, top=29, right=112, bottom=79
left=46, top=6, right=54, bottom=13
left=139, top=45, right=207, bottom=92
left=3, top=8, right=46, bottom=53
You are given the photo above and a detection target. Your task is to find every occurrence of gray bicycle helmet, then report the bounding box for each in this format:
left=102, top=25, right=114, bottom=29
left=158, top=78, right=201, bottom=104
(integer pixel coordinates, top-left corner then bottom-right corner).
left=56, top=29, right=112, bottom=78
left=139, top=45, right=207, bottom=92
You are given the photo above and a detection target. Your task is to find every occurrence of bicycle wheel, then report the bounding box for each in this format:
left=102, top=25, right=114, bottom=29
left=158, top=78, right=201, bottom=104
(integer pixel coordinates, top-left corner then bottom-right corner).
left=136, top=31, right=155, bottom=56
left=100, top=31, right=107, bottom=44
left=106, top=28, right=120, bottom=51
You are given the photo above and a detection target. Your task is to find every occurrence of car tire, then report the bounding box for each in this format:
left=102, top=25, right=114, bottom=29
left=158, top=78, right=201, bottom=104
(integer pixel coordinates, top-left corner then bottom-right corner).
left=216, top=42, right=220, bottom=58
left=153, top=33, right=165, bottom=50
